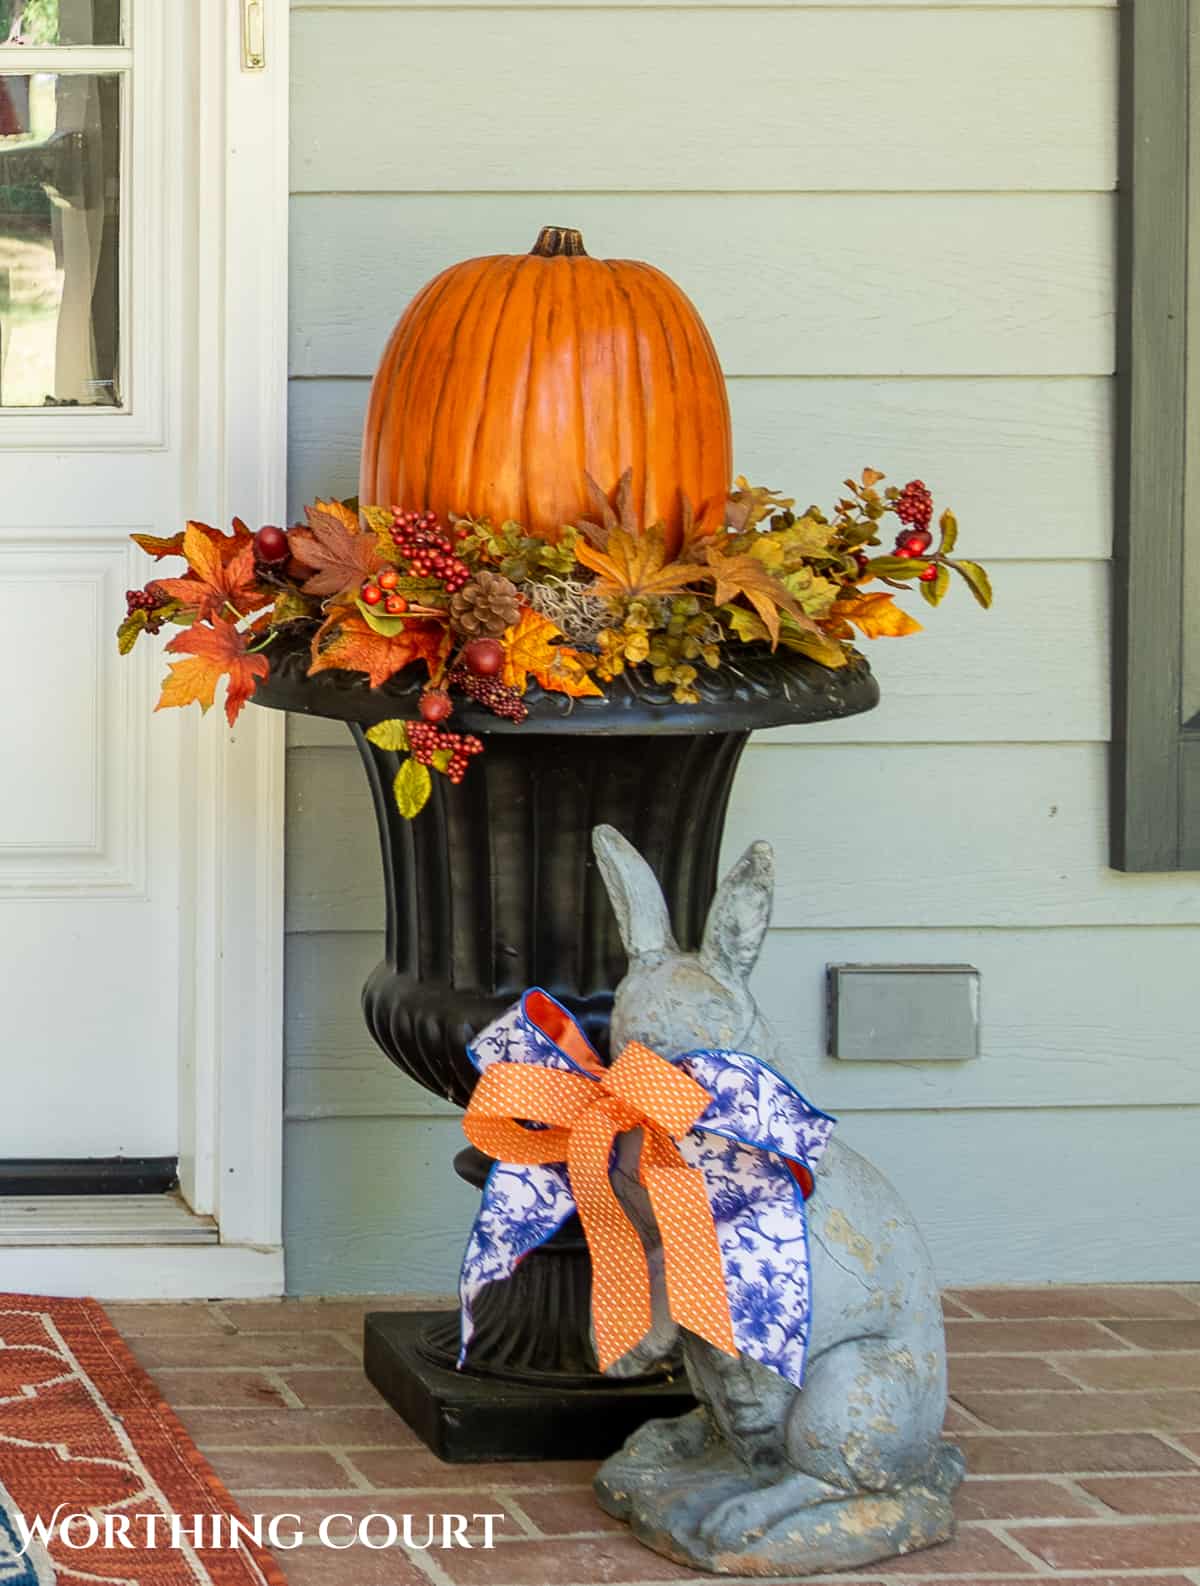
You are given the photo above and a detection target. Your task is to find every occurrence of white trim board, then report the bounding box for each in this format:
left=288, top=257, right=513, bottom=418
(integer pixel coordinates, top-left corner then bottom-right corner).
left=0, top=1245, right=285, bottom=1300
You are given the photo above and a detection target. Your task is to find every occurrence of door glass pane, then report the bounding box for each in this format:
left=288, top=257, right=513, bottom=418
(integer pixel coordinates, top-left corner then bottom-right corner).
left=0, top=2, right=122, bottom=47
left=0, top=72, right=120, bottom=407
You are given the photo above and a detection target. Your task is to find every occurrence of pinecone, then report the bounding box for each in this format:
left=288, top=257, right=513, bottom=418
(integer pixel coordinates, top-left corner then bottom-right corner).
left=449, top=570, right=520, bottom=638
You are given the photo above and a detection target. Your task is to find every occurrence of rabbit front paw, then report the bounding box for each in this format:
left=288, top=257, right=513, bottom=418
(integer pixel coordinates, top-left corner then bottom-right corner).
left=696, top=1471, right=847, bottom=1547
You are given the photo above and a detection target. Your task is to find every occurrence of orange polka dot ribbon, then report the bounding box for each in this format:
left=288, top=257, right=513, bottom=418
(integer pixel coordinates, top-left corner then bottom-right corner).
left=457, top=989, right=836, bottom=1388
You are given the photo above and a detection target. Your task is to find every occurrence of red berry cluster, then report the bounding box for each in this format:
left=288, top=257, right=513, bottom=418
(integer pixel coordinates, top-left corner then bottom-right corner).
left=362, top=568, right=409, bottom=614
left=448, top=665, right=529, bottom=723
left=126, top=585, right=168, bottom=632
left=893, top=481, right=935, bottom=563
left=407, top=721, right=485, bottom=785
left=894, top=479, right=933, bottom=532
left=390, top=509, right=470, bottom=593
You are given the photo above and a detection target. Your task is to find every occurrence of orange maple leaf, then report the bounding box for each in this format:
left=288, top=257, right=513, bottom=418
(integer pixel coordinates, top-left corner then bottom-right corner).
left=156, top=617, right=270, bottom=727
left=704, top=544, right=817, bottom=646
left=289, top=499, right=382, bottom=600
left=832, top=591, right=923, bottom=639
left=134, top=518, right=254, bottom=566
left=153, top=523, right=265, bottom=621
left=308, top=608, right=448, bottom=689
left=501, top=607, right=602, bottom=698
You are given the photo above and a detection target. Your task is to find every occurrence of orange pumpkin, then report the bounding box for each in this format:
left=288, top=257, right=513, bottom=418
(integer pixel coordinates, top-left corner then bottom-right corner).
left=360, top=226, right=732, bottom=558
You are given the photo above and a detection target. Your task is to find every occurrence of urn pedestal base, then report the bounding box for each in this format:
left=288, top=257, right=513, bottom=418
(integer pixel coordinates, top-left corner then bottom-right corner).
left=364, top=1312, right=695, bottom=1463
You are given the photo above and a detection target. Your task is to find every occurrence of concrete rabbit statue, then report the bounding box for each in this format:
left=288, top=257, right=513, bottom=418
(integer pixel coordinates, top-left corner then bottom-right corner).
left=591, top=823, right=964, bottom=1577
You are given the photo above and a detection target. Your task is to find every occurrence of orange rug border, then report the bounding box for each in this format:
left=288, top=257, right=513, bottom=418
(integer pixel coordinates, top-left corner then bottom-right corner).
left=0, top=1293, right=289, bottom=1586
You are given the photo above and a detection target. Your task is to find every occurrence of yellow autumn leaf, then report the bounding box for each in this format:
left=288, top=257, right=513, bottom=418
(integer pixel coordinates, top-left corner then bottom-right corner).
left=501, top=607, right=603, bottom=698
left=834, top=591, right=923, bottom=639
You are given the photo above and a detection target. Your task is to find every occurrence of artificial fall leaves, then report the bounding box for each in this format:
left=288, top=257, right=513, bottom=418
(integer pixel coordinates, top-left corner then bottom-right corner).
left=289, top=500, right=382, bottom=599
left=139, top=520, right=274, bottom=726
left=156, top=618, right=270, bottom=728
left=126, top=469, right=992, bottom=790
left=153, top=523, right=262, bottom=621
left=501, top=608, right=601, bottom=698
left=310, top=609, right=449, bottom=690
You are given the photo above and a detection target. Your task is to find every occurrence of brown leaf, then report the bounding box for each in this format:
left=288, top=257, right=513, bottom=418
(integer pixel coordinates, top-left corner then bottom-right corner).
left=307, top=608, right=448, bottom=689
left=156, top=617, right=269, bottom=727
left=579, top=470, right=626, bottom=541
left=575, top=524, right=708, bottom=600
left=678, top=491, right=725, bottom=553
left=725, top=478, right=795, bottom=533
left=703, top=544, right=817, bottom=646
left=290, top=499, right=383, bottom=599
left=131, top=530, right=187, bottom=559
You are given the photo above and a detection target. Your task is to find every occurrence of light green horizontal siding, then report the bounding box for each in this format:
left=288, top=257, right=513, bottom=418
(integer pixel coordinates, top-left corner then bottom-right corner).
left=289, top=375, right=1115, bottom=560
left=283, top=0, right=1198, bottom=1294
left=295, top=2, right=1118, bottom=10
left=283, top=1103, right=1199, bottom=1294
left=291, top=195, right=1115, bottom=378
left=285, top=928, right=1200, bottom=1116
left=286, top=743, right=1200, bottom=936
left=291, top=8, right=1117, bottom=192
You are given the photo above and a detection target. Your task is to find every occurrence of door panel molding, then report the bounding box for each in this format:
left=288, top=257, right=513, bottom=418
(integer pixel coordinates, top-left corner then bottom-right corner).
left=0, top=535, right=149, bottom=893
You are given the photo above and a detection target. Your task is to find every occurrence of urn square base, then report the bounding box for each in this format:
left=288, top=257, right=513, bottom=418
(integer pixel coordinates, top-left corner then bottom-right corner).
left=363, top=1310, right=696, bottom=1464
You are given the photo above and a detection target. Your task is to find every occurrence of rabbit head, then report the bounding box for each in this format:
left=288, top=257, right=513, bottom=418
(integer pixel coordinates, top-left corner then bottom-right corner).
left=592, top=824, right=775, bottom=1062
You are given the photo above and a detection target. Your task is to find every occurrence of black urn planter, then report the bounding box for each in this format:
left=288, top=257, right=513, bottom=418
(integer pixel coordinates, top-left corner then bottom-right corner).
left=254, top=635, right=878, bottom=1460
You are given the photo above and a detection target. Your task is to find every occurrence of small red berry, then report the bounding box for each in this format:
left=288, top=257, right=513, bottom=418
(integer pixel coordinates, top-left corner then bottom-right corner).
left=254, top=524, right=289, bottom=565
left=919, top=563, right=939, bottom=583
left=384, top=594, right=407, bottom=615
left=464, top=637, right=504, bottom=677
left=899, top=527, right=933, bottom=555
left=893, top=544, right=921, bottom=560
left=378, top=567, right=399, bottom=591
left=361, top=582, right=383, bottom=606
left=852, top=551, right=870, bottom=579
left=419, top=690, right=453, bottom=724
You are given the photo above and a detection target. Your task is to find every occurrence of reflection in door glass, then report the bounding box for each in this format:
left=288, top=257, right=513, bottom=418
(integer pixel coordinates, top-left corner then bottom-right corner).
left=0, top=72, right=120, bottom=407
left=0, top=1, right=122, bottom=47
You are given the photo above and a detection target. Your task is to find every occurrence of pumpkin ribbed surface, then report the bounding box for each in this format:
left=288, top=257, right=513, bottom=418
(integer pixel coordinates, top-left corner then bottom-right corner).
left=359, top=229, right=732, bottom=557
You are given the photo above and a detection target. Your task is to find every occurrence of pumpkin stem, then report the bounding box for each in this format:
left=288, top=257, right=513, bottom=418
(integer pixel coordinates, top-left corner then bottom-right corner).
left=531, top=226, right=588, bottom=258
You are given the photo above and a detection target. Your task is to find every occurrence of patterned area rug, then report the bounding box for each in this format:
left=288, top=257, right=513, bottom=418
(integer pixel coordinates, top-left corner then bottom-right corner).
left=0, top=1296, right=286, bottom=1586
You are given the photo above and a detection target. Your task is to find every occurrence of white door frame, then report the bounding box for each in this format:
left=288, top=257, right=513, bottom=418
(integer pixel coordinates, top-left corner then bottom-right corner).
left=8, top=0, right=289, bottom=1298
left=178, top=0, right=289, bottom=1275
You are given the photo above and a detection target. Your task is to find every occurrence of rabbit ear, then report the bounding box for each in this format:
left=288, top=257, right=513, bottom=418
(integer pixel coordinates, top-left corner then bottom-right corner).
left=700, top=841, right=774, bottom=985
left=592, top=824, right=677, bottom=960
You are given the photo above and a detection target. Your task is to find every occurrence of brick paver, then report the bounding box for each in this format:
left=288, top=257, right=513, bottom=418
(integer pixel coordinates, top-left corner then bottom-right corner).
left=112, top=1285, right=1200, bottom=1585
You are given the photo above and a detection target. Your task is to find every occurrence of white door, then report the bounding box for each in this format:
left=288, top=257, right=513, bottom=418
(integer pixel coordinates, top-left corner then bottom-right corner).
left=0, top=0, right=286, bottom=1288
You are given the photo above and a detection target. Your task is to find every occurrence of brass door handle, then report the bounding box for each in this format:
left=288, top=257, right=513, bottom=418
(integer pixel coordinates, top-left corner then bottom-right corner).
left=242, top=0, right=265, bottom=70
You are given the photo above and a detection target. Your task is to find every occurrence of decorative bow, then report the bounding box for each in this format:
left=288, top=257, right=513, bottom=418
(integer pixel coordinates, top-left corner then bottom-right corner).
left=457, top=990, right=836, bottom=1389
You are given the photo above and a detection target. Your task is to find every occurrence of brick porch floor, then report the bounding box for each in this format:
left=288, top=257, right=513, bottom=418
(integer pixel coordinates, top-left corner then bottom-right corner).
left=108, top=1285, right=1200, bottom=1586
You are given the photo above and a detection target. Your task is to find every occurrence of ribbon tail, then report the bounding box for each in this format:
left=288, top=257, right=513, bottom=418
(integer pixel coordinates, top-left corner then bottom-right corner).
left=642, top=1144, right=737, bottom=1359
left=458, top=1160, right=575, bottom=1367
left=680, top=1131, right=814, bottom=1389
left=567, top=1107, right=654, bottom=1372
